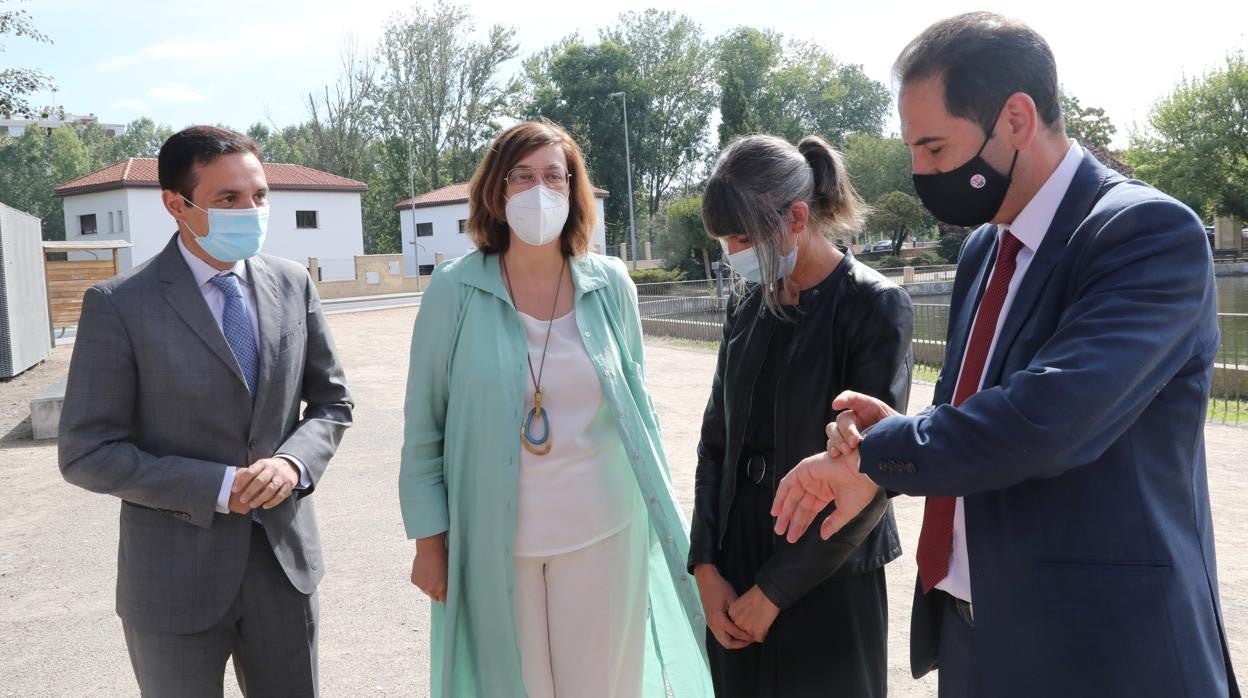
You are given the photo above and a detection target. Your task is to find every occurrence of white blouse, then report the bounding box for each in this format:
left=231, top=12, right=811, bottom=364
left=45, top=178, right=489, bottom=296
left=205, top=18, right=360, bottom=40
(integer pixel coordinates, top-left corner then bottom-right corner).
left=513, top=310, right=643, bottom=557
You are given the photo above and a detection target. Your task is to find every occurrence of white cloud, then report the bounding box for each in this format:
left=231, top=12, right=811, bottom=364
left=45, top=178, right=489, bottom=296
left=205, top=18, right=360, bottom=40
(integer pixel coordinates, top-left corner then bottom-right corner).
left=109, top=99, right=149, bottom=112
left=146, top=84, right=208, bottom=104
left=95, top=41, right=218, bottom=72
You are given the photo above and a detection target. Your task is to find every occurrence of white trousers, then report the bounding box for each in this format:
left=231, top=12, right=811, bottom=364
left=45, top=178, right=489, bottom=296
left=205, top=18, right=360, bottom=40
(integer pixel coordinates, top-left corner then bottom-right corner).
left=513, top=507, right=649, bottom=698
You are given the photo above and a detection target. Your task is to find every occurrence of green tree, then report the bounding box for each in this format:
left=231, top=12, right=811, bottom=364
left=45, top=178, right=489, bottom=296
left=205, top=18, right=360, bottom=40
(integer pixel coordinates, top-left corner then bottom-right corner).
left=523, top=39, right=642, bottom=249
left=865, top=191, right=932, bottom=253
left=1061, top=90, right=1116, bottom=149
left=843, top=134, right=915, bottom=203
left=108, top=118, right=174, bottom=160
left=715, top=30, right=890, bottom=148
left=0, top=126, right=93, bottom=239
left=654, top=195, right=717, bottom=279
left=377, top=2, right=518, bottom=191
left=600, top=10, right=717, bottom=226
left=0, top=0, right=54, bottom=116
left=937, top=227, right=970, bottom=264
left=715, top=27, right=782, bottom=146
left=1126, top=51, right=1248, bottom=221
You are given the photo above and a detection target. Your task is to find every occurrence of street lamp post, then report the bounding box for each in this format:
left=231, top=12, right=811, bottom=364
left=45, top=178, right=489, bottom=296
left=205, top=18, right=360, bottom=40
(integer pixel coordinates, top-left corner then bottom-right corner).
left=609, top=91, right=638, bottom=269
left=406, top=139, right=420, bottom=289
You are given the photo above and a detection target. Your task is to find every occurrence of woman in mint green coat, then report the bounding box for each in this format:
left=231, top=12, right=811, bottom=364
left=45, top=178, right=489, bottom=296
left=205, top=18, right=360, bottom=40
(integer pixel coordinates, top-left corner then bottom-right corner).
left=400, top=120, right=713, bottom=698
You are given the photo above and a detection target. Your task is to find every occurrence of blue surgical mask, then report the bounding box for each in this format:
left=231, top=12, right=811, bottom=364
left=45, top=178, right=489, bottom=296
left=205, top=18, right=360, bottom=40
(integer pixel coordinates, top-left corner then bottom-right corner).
left=181, top=197, right=269, bottom=263
left=726, top=242, right=798, bottom=284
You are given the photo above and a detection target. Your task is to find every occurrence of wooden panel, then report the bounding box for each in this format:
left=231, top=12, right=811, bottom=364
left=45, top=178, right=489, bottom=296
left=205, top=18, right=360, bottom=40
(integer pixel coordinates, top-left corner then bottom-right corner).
left=45, top=261, right=116, bottom=283
left=45, top=259, right=119, bottom=327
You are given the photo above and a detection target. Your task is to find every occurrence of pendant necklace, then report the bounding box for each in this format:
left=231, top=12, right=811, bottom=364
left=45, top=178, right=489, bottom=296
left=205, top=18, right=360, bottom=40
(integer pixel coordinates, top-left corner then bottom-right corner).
left=502, top=254, right=566, bottom=456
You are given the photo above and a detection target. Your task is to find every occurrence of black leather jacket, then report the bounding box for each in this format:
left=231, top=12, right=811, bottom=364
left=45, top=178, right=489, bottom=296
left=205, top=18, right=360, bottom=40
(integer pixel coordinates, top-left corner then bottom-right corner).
left=689, top=252, right=914, bottom=609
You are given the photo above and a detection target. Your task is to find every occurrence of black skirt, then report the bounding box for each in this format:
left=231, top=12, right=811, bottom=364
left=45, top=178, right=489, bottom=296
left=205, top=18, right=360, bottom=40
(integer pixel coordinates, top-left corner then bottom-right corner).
left=705, top=462, right=889, bottom=698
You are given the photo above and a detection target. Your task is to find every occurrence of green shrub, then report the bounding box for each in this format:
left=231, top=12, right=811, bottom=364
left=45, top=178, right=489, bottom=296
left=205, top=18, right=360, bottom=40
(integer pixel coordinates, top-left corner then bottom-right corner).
left=905, top=252, right=945, bottom=267
left=871, top=255, right=907, bottom=270
left=629, top=268, right=687, bottom=285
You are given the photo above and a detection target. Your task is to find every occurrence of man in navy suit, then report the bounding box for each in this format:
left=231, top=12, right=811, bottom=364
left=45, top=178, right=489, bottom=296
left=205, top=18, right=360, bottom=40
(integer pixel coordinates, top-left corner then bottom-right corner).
left=772, top=12, right=1239, bottom=697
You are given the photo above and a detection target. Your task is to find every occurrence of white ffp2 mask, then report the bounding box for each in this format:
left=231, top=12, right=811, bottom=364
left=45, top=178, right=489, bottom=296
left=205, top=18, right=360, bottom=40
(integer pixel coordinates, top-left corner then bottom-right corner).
left=506, top=185, right=569, bottom=247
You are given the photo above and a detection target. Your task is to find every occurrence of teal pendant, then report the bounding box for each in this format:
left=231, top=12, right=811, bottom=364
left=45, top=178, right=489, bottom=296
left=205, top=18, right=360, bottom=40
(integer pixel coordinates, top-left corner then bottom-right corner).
left=521, top=390, right=552, bottom=455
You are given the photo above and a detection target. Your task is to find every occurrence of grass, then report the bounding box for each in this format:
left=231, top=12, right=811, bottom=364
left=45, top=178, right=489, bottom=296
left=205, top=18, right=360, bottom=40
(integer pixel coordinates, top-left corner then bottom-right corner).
left=913, top=362, right=941, bottom=384
left=1208, top=398, right=1248, bottom=427
left=661, top=338, right=719, bottom=353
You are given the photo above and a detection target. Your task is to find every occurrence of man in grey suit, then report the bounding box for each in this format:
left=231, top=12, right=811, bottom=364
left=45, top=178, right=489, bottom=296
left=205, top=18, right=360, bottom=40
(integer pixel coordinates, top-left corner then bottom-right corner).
left=59, top=125, right=353, bottom=696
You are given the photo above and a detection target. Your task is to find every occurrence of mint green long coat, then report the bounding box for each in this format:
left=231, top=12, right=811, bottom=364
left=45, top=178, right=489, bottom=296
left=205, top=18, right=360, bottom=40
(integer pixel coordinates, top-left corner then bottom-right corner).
left=399, top=250, right=714, bottom=698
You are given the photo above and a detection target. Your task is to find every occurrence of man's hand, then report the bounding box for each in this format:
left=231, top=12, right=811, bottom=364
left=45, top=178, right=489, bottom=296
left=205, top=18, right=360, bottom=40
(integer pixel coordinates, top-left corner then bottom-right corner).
left=694, top=564, right=753, bottom=650
left=772, top=451, right=881, bottom=542
left=727, top=585, right=781, bottom=644
left=826, top=390, right=899, bottom=457
left=411, top=534, right=449, bottom=603
left=233, top=458, right=299, bottom=511
left=227, top=466, right=253, bottom=516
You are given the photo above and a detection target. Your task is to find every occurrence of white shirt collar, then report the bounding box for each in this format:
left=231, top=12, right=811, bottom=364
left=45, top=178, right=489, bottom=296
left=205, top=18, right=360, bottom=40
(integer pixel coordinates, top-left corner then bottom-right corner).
left=176, top=234, right=248, bottom=288
left=1001, top=141, right=1083, bottom=252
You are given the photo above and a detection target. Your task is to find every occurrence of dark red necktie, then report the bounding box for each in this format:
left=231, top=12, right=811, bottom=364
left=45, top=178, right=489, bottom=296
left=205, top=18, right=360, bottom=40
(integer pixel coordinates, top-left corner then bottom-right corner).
left=916, top=231, right=1024, bottom=593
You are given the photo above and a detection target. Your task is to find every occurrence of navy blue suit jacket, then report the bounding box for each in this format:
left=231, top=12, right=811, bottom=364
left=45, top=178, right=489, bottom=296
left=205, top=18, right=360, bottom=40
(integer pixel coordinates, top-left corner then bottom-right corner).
left=861, top=151, right=1239, bottom=697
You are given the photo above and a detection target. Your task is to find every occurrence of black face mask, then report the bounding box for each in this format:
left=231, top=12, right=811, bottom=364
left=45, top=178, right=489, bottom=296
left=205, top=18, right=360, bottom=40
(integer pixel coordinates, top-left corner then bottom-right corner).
left=912, top=123, right=1019, bottom=227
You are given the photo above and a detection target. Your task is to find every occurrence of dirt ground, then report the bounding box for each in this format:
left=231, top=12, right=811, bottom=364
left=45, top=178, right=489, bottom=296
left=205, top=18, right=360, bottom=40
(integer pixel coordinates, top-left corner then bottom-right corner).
left=0, top=306, right=1243, bottom=696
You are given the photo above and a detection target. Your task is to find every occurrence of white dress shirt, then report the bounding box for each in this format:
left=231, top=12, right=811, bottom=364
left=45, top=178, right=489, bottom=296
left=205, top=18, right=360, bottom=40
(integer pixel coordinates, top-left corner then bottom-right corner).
left=176, top=236, right=309, bottom=514
left=936, top=141, right=1083, bottom=602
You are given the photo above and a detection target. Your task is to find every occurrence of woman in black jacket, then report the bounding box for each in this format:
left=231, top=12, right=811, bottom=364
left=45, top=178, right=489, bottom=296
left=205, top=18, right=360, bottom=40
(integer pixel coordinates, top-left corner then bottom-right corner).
left=690, top=134, right=914, bottom=698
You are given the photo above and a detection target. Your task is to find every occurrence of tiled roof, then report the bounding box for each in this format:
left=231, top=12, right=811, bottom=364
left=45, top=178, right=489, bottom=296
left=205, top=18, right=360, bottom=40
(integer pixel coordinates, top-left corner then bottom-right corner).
left=394, top=181, right=609, bottom=211
left=54, top=157, right=368, bottom=197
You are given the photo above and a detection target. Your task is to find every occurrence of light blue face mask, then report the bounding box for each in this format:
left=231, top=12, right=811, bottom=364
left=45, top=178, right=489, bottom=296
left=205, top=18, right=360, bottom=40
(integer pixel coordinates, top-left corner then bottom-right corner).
left=181, top=197, right=270, bottom=263
left=725, top=242, right=798, bottom=284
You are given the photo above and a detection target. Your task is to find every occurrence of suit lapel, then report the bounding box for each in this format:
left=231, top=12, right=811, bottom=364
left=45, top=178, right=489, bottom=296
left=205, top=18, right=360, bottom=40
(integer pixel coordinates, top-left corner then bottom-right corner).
left=939, top=226, right=997, bottom=405
left=157, top=236, right=249, bottom=391
left=245, top=255, right=284, bottom=418
left=982, top=152, right=1113, bottom=386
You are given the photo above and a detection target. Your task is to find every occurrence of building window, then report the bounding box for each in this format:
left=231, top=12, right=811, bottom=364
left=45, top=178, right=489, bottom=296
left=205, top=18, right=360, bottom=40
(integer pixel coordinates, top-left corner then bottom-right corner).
left=79, top=214, right=97, bottom=235
left=458, top=219, right=467, bottom=234
left=296, top=210, right=319, bottom=229
left=416, top=222, right=433, bottom=238
left=116, top=210, right=124, bottom=233
left=108, top=211, right=115, bottom=234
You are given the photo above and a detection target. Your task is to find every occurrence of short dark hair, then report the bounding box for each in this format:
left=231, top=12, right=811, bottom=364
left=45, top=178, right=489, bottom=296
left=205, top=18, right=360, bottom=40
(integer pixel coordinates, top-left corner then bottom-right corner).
left=894, top=12, right=1063, bottom=136
left=157, top=125, right=263, bottom=201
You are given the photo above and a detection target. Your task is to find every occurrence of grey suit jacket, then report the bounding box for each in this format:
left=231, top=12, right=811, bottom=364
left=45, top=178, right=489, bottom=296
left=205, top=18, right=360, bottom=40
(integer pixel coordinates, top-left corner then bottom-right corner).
left=59, top=234, right=353, bottom=634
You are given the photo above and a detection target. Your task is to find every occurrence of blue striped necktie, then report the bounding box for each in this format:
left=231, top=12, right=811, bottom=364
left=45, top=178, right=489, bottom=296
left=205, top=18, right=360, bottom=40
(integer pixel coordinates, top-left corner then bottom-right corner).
left=209, top=273, right=259, bottom=401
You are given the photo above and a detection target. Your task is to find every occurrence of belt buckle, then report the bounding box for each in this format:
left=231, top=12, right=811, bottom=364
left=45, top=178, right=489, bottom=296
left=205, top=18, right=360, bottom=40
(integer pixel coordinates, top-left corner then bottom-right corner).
left=745, top=455, right=768, bottom=485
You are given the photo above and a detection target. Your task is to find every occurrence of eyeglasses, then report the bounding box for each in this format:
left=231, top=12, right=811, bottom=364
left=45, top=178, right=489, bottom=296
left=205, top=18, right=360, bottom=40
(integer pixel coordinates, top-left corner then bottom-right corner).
left=506, top=165, right=570, bottom=192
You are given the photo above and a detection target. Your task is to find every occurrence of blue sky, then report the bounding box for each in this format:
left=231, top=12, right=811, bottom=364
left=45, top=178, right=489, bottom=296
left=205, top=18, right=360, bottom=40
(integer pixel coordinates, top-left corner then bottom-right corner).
left=8, top=0, right=1247, bottom=149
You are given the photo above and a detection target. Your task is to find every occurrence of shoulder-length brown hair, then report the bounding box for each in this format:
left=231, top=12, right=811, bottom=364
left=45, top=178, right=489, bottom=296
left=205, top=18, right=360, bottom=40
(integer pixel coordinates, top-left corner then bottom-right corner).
left=467, top=119, right=596, bottom=257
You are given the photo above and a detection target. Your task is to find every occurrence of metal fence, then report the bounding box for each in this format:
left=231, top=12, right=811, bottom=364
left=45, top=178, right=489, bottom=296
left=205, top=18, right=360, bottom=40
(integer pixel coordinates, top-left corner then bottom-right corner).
left=636, top=289, right=1247, bottom=426
left=877, top=265, right=959, bottom=284
left=636, top=279, right=727, bottom=342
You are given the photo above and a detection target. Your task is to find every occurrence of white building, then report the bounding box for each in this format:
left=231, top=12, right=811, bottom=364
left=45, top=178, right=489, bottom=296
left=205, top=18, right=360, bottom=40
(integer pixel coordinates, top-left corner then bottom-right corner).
left=1, top=112, right=126, bottom=138
left=55, top=157, right=367, bottom=273
left=395, top=182, right=609, bottom=276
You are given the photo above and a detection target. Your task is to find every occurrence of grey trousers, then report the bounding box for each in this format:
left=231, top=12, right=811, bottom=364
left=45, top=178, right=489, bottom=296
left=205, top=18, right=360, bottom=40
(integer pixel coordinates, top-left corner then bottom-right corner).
left=122, top=523, right=319, bottom=697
